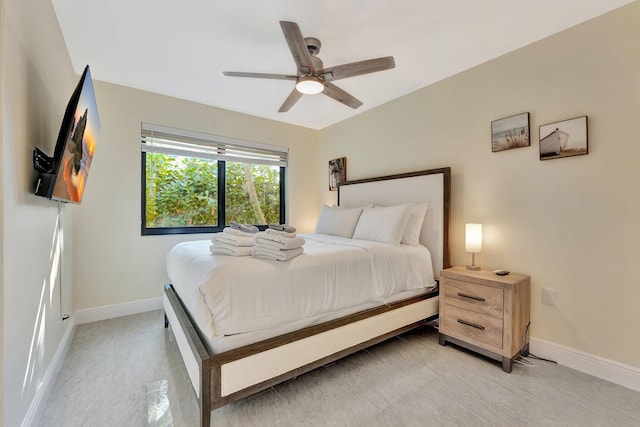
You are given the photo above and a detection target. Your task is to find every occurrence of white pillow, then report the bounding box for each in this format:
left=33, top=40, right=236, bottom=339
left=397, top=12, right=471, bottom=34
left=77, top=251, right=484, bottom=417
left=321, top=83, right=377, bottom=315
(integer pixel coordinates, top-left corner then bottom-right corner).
left=314, top=205, right=363, bottom=238
left=401, top=203, right=429, bottom=246
left=352, top=204, right=413, bottom=245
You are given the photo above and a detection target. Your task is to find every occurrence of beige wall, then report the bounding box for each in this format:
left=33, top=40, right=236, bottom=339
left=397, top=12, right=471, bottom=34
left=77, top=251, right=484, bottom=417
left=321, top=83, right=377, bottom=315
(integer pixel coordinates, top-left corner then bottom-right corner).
left=319, top=3, right=640, bottom=368
left=0, top=1, right=5, bottom=423
left=2, top=0, right=76, bottom=425
left=72, top=82, right=319, bottom=310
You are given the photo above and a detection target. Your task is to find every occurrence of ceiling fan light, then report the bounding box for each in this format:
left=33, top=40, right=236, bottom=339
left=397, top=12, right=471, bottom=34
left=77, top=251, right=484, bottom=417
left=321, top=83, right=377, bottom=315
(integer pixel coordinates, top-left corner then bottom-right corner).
left=296, top=76, right=324, bottom=95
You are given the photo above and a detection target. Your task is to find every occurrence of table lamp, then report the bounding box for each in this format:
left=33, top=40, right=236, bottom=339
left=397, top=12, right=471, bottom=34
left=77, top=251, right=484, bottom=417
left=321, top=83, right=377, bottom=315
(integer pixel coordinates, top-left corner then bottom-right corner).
left=465, top=223, right=482, bottom=271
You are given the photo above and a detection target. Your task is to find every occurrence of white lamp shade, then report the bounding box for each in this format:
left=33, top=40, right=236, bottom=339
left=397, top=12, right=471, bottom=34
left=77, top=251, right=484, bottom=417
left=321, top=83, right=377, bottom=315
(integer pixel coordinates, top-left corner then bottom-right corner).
left=465, top=223, right=482, bottom=253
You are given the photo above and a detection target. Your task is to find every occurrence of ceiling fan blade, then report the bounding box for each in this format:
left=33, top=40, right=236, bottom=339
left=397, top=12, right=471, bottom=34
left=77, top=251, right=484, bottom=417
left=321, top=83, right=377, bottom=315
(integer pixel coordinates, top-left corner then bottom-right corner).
left=278, top=88, right=304, bottom=112
left=320, top=56, right=395, bottom=81
left=322, top=82, right=363, bottom=109
left=223, top=71, right=297, bottom=80
left=280, top=21, right=316, bottom=74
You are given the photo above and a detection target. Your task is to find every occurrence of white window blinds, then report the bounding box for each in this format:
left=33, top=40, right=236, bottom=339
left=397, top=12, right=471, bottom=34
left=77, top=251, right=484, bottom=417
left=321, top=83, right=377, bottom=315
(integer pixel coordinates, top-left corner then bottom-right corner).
left=141, top=123, right=288, bottom=167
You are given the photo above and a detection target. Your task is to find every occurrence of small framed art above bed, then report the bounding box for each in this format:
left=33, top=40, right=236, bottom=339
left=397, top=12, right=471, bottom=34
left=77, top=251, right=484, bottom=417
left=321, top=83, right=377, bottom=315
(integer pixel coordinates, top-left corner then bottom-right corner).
left=163, top=167, right=451, bottom=427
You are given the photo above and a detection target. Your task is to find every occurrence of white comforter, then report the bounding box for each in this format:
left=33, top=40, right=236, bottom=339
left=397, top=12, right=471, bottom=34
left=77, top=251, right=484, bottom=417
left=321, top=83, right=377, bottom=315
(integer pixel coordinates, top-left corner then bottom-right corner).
left=166, top=233, right=435, bottom=339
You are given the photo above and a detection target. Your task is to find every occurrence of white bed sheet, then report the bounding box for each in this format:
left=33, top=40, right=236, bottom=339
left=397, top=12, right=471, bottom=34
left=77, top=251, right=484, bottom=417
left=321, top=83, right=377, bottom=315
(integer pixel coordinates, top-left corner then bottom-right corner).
left=203, top=288, right=433, bottom=353
left=166, top=233, right=435, bottom=340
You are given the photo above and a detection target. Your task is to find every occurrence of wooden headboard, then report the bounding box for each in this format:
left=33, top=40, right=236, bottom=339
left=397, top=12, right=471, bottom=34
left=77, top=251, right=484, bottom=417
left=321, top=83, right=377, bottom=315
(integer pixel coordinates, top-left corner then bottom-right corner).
left=338, top=168, right=450, bottom=276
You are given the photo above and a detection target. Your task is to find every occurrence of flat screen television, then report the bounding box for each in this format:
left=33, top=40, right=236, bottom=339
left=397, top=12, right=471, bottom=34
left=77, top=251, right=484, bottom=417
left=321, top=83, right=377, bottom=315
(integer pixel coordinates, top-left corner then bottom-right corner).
left=34, top=65, right=100, bottom=204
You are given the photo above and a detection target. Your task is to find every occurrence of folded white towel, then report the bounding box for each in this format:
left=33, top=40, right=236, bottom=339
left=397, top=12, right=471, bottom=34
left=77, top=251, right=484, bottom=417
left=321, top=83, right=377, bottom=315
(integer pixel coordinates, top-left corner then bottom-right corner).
left=251, top=246, right=303, bottom=261
left=265, top=228, right=297, bottom=238
left=223, top=227, right=258, bottom=238
left=210, top=243, right=253, bottom=257
left=255, top=232, right=305, bottom=249
left=268, top=224, right=296, bottom=233
left=230, top=221, right=259, bottom=233
left=212, top=233, right=255, bottom=247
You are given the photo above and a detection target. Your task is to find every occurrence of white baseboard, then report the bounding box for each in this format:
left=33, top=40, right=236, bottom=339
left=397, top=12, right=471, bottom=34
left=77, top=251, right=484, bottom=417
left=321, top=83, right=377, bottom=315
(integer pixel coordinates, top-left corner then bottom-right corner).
left=530, top=336, right=640, bottom=393
left=74, top=296, right=163, bottom=324
left=22, top=317, right=76, bottom=427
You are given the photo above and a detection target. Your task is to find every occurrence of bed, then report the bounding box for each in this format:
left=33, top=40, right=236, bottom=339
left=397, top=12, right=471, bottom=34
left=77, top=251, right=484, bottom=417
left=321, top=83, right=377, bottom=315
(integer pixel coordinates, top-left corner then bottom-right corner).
left=163, top=167, right=451, bottom=427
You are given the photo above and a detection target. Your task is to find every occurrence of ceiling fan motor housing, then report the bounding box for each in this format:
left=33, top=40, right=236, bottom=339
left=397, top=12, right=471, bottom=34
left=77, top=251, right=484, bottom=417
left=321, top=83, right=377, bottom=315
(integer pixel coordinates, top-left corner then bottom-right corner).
left=304, top=37, right=321, bottom=56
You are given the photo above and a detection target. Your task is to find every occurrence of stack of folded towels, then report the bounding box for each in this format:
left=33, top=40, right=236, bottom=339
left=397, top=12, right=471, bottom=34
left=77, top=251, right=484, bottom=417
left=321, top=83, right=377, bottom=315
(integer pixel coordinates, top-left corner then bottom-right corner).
left=210, top=221, right=258, bottom=256
left=251, top=224, right=304, bottom=261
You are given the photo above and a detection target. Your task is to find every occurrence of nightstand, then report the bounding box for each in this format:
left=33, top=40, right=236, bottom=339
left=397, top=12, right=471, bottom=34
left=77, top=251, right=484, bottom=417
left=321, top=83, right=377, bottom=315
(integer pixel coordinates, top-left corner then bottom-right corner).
left=438, top=266, right=530, bottom=372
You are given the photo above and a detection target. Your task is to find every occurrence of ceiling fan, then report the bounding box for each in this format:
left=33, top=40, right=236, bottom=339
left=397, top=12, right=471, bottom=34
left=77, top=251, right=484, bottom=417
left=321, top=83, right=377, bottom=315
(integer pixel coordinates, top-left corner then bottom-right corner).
left=223, top=21, right=395, bottom=112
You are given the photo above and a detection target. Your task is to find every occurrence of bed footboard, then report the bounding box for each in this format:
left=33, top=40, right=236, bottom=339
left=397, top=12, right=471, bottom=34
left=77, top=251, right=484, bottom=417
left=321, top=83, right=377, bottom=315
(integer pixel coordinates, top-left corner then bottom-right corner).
left=164, top=284, right=438, bottom=427
left=163, top=284, right=212, bottom=427
left=211, top=294, right=439, bottom=402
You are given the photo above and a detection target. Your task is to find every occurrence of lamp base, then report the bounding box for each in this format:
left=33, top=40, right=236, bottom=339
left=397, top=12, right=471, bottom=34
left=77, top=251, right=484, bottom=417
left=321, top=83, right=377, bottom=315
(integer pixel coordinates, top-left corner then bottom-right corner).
left=466, top=252, right=481, bottom=271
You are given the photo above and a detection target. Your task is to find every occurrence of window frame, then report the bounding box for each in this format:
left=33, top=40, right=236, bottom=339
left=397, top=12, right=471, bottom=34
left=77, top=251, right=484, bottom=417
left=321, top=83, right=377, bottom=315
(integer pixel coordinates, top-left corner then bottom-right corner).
left=140, top=124, right=287, bottom=236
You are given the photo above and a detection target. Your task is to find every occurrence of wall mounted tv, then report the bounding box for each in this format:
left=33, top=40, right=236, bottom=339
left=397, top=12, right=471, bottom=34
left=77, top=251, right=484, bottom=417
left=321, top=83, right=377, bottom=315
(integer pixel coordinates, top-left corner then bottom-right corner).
left=34, top=65, right=100, bottom=204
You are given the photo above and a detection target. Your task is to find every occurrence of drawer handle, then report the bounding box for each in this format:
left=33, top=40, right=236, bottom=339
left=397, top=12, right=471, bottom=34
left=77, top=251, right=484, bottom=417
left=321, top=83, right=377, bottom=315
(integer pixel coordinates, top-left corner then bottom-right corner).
left=457, top=319, right=485, bottom=331
left=457, top=292, right=485, bottom=302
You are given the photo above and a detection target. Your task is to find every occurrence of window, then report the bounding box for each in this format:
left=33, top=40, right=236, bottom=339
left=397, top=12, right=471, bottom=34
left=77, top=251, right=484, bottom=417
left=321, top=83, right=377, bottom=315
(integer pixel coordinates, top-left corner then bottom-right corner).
left=141, top=123, right=287, bottom=235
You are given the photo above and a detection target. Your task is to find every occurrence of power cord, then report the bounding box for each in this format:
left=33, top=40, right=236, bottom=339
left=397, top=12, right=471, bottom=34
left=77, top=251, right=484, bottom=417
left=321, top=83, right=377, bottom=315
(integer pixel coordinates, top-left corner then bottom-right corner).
left=514, top=357, right=536, bottom=367
left=520, top=321, right=557, bottom=364
left=57, top=201, right=70, bottom=321
left=521, top=321, right=531, bottom=357
left=527, top=353, right=557, bottom=364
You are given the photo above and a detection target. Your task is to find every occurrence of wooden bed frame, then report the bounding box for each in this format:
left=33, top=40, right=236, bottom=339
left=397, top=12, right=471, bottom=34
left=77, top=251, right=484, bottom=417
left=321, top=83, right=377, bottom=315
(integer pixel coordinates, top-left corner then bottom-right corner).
left=163, top=167, right=451, bottom=427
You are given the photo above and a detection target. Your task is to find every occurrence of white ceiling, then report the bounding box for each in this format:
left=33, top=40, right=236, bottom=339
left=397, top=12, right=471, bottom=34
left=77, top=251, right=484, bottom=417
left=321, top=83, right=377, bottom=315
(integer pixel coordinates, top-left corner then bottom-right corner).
left=52, top=0, right=633, bottom=130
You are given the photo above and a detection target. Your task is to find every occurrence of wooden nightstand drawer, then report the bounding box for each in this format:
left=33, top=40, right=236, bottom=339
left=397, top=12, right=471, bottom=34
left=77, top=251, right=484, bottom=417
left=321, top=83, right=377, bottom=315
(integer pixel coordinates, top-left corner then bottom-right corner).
left=444, top=278, right=503, bottom=318
left=442, top=304, right=503, bottom=349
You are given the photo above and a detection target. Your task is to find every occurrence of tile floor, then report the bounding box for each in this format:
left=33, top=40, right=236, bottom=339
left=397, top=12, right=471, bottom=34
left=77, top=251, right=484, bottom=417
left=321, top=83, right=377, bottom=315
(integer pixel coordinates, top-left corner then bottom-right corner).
left=37, top=310, right=640, bottom=426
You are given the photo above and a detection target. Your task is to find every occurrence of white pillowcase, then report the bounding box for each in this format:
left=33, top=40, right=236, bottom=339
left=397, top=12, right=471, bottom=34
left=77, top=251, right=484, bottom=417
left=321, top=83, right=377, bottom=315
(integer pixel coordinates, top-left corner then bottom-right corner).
left=352, top=204, right=413, bottom=245
left=314, top=205, right=363, bottom=238
left=401, top=203, right=429, bottom=246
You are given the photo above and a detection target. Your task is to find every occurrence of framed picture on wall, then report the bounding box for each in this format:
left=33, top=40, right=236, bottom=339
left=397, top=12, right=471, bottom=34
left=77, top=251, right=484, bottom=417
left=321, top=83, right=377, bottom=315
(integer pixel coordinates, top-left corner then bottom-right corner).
left=491, top=112, right=530, bottom=152
left=328, top=157, right=346, bottom=191
left=539, top=116, right=588, bottom=160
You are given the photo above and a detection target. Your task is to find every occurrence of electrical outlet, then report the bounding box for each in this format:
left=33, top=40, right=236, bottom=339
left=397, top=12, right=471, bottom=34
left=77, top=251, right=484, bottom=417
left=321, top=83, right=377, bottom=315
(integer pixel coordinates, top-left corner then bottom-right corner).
left=542, top=287, right=557, bottom=306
